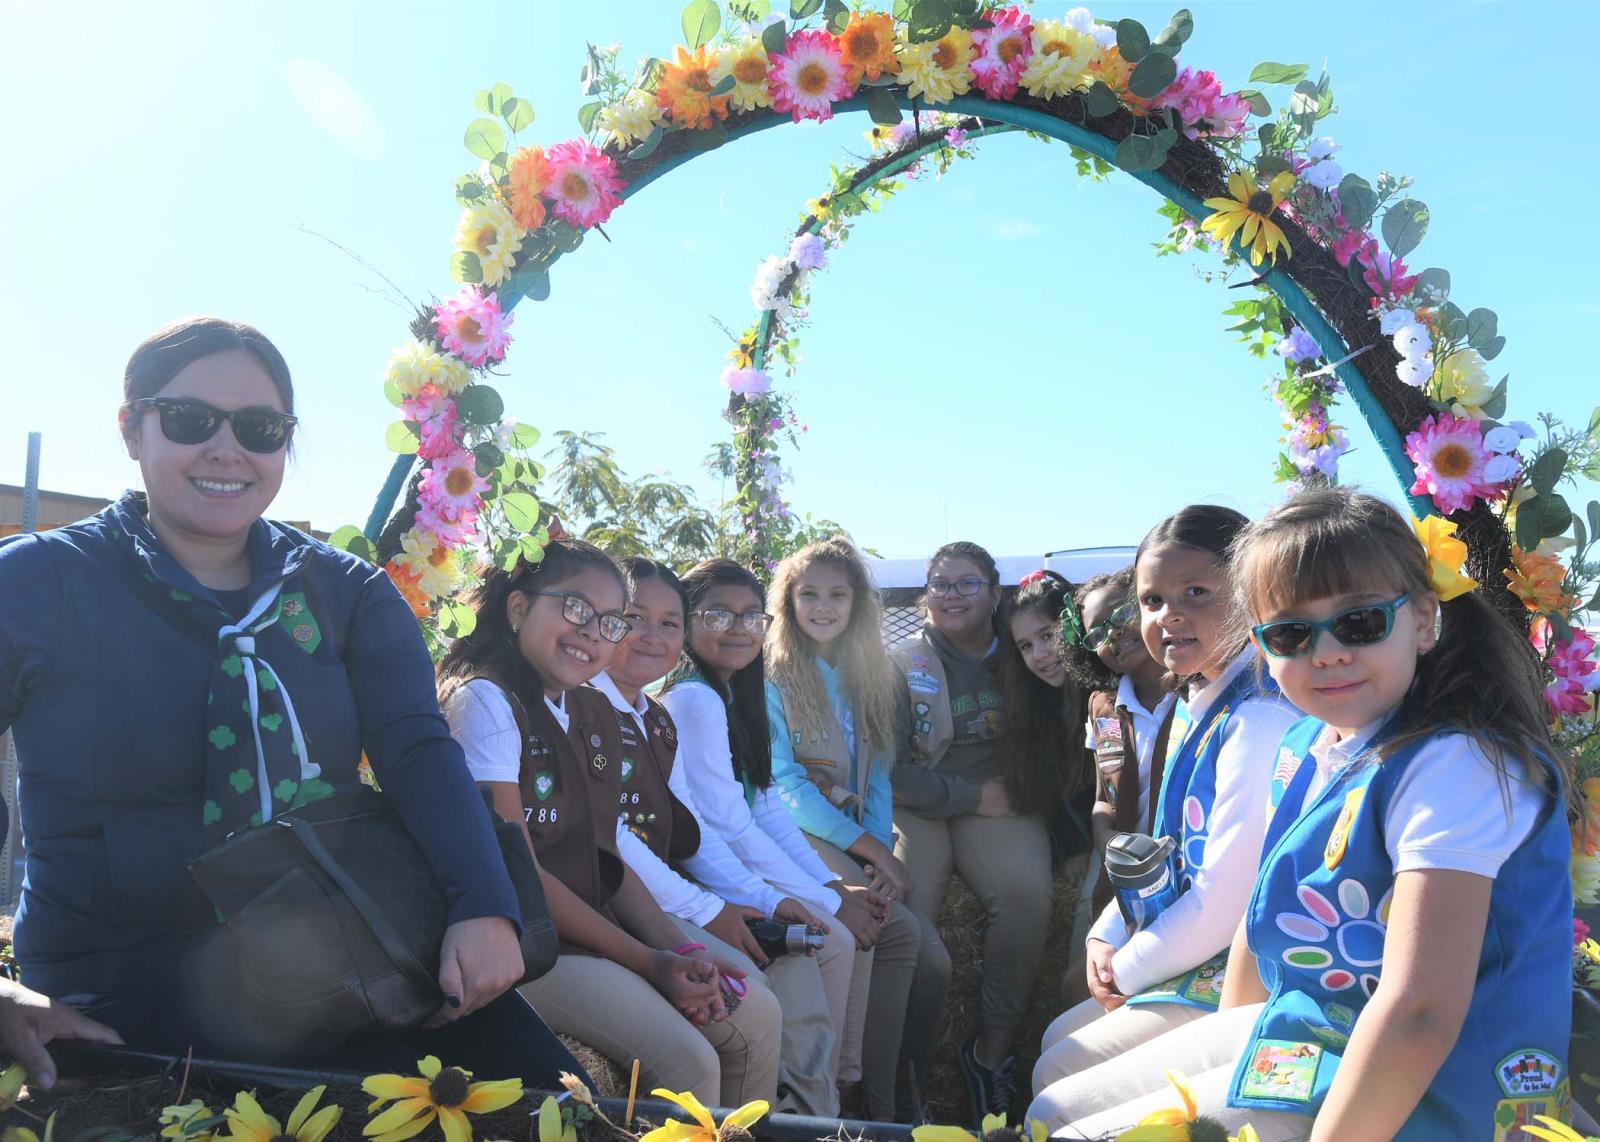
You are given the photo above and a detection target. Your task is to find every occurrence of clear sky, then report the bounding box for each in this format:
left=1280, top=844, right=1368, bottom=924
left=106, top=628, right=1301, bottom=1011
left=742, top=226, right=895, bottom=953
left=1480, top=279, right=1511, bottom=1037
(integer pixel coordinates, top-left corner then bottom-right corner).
left=3, top=1, right=1596, bottom=558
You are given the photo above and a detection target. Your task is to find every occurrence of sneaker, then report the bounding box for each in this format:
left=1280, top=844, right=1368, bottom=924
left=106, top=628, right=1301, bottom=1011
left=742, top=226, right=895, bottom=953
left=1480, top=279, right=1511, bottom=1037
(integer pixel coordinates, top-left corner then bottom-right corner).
left=959, top=1037, right=1017, bottom=1125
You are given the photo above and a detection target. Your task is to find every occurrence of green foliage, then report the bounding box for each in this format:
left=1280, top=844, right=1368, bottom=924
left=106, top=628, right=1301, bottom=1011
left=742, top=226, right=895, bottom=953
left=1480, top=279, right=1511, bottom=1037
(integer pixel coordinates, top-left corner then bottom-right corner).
left=329, top=525, right=378, bottom=564
left=867, top=88, right=903, bottom=126
left=1248, top=62, right=1309, bottom=86
left=385, top=420, right=421, bottom=454
left=450, top=251, right=483, bottom=284
left=463, top=117, right=505, bottom=161
left=454, top=384, right=505, bottom=426
left=1382, top=198, right=1429, bottom=258
left=682, top=0, right=721, bottom=49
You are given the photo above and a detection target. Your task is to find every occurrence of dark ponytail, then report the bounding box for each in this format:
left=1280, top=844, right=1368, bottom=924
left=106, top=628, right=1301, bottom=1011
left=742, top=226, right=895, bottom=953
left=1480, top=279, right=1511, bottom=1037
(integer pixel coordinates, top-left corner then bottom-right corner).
left=998, top=571, right=1091, bottom=808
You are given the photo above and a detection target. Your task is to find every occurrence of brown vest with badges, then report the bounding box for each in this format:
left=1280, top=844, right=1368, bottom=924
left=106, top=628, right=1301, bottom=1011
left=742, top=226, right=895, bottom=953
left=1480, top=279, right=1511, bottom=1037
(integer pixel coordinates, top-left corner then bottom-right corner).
left=778, top=683, right=865, bottom=819
left=593, top=690, right=701, bottom=866
left=1086, top=687, right=1176, bottom=913
left=891, top=630, right=954, bottom=764
left=479, top=676, right=625, bottom=953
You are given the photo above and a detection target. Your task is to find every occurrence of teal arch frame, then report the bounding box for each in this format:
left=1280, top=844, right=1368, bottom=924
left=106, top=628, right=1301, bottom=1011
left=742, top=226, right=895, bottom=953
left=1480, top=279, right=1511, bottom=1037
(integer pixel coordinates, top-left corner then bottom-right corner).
left=364, top=92, right=1430, bottom=540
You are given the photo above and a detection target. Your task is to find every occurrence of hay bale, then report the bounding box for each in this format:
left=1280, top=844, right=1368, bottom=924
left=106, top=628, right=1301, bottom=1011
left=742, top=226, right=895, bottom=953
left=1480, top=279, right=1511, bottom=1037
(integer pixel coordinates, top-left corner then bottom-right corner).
left=922, top=857, right=1088, bottom=1124
left=558, top=1035, right=630, bottom=1098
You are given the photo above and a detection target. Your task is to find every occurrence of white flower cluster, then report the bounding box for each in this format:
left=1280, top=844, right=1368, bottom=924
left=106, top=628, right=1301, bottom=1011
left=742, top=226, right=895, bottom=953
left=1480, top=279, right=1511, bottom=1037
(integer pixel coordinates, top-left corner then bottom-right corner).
left=1380, top=307, right=1435, bottom=388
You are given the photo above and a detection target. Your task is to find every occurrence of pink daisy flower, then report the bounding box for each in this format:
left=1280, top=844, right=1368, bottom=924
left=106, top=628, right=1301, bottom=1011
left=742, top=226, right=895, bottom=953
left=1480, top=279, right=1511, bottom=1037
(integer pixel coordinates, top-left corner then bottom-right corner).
left=541, top=139, right=623, bottom=229
left=401, top=383, right=462, bottom=461
left=415, top=497, right=478, bottom=546
left=418, top=448, right=489, bottom=522
left=768, top=30, right=852, bottom=123
left=1404, top=413, right=1496, bottom=515
left=433, top=288, right=513, bottom=369
left=970, top=7, right=1033, bottom=100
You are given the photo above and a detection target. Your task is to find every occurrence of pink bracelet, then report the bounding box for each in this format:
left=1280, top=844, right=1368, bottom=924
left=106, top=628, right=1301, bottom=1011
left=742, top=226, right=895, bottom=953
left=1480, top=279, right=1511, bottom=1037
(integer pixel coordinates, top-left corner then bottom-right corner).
left=672, top=941, right=706, bottom=956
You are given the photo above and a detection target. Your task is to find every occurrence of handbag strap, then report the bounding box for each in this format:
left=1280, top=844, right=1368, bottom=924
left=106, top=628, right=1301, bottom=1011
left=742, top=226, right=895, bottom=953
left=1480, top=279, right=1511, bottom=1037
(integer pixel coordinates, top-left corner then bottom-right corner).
left=286, top=816, right=441, bottom=1003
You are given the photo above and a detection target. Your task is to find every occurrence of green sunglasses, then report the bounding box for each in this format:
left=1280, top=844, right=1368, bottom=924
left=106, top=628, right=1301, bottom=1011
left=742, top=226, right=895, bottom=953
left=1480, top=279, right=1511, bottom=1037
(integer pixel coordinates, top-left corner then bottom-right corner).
left=1252, top=594, right=1410, bottom=659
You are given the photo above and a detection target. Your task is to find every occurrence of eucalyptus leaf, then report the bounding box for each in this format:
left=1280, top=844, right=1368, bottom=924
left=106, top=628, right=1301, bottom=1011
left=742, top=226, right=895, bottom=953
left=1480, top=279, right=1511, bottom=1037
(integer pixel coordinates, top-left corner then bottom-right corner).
left=1465, top=307, right=1499, bottom=348
left=1084, top=81, right=1118, bottom=118
left=329, top=525, right=364, bottom=552
left=1129, top=51, right=1177, bottom=99
left=688, top=121, right=729, bottom=151
left=501, top=490, right=542, bottom=532
left=384, top=421, right=420, bottom=454
left=866, top=87, right=903, bottom=126
left=630, top=124, right=665, bottom=160
left=474, top=442, right=505, bottom=478
left=474, top=82, right=514, bottom=115
left=1113, top=134, right=1156, bottom=172
left=455, top=384, right=506, bottom=427
left=823, top=0, right=849, bottom=33
left=463, top=117, right=505, bottom=160
left=1516, top=495, right=1544, bottom=552
left=548, top=219, right=585, bottom=252
left=1574, top=516, right=1588, bottom=555
left=1152, top=126, right=1178, bottom=151
left=450, top=251, right=483, bottom=284
left=1528, top=447, right=1568, bottom=497
left=1479, top=335, right=1506, bottom=362
left=1541, top=493, right=1573, bottom=540
left=908, top=0, right=953, bottom=41
left=790, top=0, right=823, bottom=17
left=1335, top=173, right=1376, bottom=233
left=1381, top=198, right=1429, bottom=258
left=507, top=423, right=542, bottom=449
left=1243, top=90, right=1270, bottom=118
left=1481, top=376, right=1509, bottom=421
left=762, top=19, right=789, bottom=54
left=682, top=0, right=721, bottom=49
left=1589, top=500, right=1600, bottom=547
left=1413, top=266, right=1450, bottom=302
left=510, top=266, right=551, bottom=302
left=501, top=96, right=534, bottom=133
left=454, top=175, right=485, bottom=204
left=710, top=73, right=736, bottom=97
left=1247, top=61, right=1308, bottom=85
left=577, top=100, right=603, bottom=134
left=1150, top=8, right=1193, bottom=55
left=1116, top=19, right=1150, bottom=63
left=383, top=378, right=404, bottom=407
left=1437, top=301, right=1469, bottom=341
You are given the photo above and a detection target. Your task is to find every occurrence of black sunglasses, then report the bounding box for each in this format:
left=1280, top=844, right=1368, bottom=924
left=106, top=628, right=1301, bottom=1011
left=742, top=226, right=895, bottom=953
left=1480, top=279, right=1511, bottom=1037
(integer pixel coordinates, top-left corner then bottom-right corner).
left=129, top=397, right=297, bottom=454
left=1252, top=594, right=1410, bottom=659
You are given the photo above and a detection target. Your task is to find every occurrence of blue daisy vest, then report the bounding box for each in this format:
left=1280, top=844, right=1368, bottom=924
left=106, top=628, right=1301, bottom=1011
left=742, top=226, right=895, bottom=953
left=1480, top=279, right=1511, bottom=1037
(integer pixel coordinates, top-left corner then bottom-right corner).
left=1126, top=665, right=1275, bottom=1010
left=1228, top=716, right=1572, bottom=1140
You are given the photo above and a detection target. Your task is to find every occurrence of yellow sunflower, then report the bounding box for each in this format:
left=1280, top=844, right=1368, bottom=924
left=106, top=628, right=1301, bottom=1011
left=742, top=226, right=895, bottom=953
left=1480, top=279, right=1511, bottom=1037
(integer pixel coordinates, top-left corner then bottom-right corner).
left=637, top=1089, right=769, bottom=1142
left=839, top=11, right=899, bottom=85
left=897, top=27, right=974, bottom=104
left=160, top=1100, right=219, bottom=1142
left=1019, top=19, right=1097, bottom=99
left=656, top=44, right=730, bottom=130
left=595, top=91, right=663, bottom=148
left=1523, top=1118, right=1592, bottom=1142
left=1200, top=170, right=1297, bottom=266
left=362, top=1057, right=522, bottom=1142
left=225, top=1087, right=341, bottom=1142
left=913, top=1113, right=1047, bottom=1142
left=452, top=199, right=523, bottom=287
left=1113, top=1070, right=1204, bottom=1141
left=719, top=38, right=774, bottom=112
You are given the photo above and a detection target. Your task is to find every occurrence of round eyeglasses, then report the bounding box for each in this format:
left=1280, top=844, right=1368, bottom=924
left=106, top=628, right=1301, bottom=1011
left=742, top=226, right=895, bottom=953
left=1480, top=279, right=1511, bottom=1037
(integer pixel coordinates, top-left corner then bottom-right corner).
left=532, top=591, right=633, bottom=644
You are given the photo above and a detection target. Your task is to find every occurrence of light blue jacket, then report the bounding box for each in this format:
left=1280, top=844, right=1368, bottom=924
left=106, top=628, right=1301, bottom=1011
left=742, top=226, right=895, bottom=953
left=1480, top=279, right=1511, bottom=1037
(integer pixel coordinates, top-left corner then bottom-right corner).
left=766, top=661, right=893, bottom=852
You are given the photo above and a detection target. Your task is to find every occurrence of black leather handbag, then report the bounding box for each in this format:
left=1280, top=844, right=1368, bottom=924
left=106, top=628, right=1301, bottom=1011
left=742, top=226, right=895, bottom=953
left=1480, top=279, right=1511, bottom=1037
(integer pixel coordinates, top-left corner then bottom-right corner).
left=187, top=785, right=556, bottom=1047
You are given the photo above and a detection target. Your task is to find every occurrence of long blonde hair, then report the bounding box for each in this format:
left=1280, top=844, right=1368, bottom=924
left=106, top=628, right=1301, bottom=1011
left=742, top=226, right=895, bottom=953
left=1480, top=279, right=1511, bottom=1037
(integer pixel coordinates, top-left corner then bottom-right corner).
left=765, top=536, right=899, bottom=768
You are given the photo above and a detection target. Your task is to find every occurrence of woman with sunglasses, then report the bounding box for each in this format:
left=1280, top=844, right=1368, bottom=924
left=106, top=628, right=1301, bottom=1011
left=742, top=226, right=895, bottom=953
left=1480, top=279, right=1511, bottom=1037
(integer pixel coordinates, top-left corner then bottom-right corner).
left=659, top=559, right=869, bottom=1118
left=1043, top=488, right=1570, bottom=1141
left=1029, top=506, right=1300, bottom=1130
left=438, top=541, right=782, bottom=1108
left=0, top=317, right=556, bottom=1077
left=889, top=541, right=1052, bottom=1124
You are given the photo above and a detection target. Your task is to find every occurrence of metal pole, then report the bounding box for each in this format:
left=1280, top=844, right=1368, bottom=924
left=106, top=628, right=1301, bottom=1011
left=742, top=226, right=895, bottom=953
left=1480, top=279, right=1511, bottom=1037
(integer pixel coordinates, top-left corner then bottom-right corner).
left=21, top=432, right=40, bottom=533
left=3, top=433, right=40, bottom=905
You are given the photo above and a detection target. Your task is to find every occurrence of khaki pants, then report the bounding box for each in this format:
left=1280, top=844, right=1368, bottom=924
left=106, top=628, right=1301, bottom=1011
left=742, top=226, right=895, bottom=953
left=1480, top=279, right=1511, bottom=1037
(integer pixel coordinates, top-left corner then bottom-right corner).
left=1027, top=1003, right=1309, bottom=1141
left=807, top=838, right=922, bottom=1122
left=518, top=951, right=781, bottom=1108
left=1033, top=995, right=1211, bottom=1093
left=671, top=918, right=839, bottom=1119
left=894, top=810, right=1053, bottom=1041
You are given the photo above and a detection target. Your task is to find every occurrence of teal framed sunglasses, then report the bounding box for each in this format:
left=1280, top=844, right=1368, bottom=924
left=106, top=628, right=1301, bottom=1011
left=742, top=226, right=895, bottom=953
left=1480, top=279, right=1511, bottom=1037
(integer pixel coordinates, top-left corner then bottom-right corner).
left=1251, top=594, right=1410, bottom=659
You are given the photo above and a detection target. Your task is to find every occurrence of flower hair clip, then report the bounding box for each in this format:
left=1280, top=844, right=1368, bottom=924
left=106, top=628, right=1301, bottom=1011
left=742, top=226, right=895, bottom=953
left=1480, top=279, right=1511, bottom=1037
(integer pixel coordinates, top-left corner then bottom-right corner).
left=1019, top=570, right=1049, bottom=589
left=1060, top=602, right=1087, bottom=648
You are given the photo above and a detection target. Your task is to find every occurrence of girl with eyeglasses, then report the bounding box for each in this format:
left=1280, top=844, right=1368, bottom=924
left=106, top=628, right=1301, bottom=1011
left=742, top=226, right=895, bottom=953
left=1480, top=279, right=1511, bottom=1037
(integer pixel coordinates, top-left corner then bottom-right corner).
left=439, top=542, right=782, bottom=1108
left=590, top=557, right=843, bottom=1118
left=659, top=559, right=872, bottom=1118
left=0, top=317, right=564, bottom=1082
left=888, top=540, right=1052, bottom=1124
left=1044, top=488, right=1572, bottom=1141
left=763, top=537, right=926, bottom=1122
left=1030, top=505, right=1300, bottom=1129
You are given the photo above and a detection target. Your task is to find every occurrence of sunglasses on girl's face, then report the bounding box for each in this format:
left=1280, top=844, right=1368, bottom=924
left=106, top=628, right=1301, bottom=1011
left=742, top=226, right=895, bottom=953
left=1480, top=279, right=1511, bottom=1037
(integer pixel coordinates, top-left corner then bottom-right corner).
left=1085, top=601, right=1138, bottom=653
left=532, top=590, right=633, bottom=644
left=1252, top=594, right=1410, bottom=659
left=130, top=397, right=297, bottom=454
left=690, top=609, right=773, bottom=634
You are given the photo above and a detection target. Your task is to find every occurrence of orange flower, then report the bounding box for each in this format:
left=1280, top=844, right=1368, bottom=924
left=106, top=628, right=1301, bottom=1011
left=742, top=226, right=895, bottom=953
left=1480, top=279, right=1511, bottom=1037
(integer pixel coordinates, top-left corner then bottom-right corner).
left=657, top=45, right=730, bottom=130
left=385, top=560, right=431, bottom=619
left=838, top=12, right=898, bottom=85
left=1505, top=548, right=1576, bottom=613
left=506, top=146, right=549, bottom=231
left=1087, top=44, right=1133, bottom=92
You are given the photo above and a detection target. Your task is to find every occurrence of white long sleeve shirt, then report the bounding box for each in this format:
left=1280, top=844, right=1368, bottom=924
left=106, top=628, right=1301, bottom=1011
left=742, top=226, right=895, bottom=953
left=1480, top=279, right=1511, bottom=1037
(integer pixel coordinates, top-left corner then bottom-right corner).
left=661, top=680, right=842, bottom=916
left=1088, top=648, right=1301, bottom=995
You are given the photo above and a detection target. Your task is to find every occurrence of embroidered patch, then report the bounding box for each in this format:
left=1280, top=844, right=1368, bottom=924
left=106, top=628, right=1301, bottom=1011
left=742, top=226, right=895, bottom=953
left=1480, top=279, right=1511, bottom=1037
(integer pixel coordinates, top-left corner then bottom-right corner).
left=1092, top=716, right=1124, bottom=758
left=906, top=670, right=939, bottom=694
left=1270, top=746, right=1301, bottom=810
left=913, top=700, right=930, bottom=717
left=533, top=773, right=554, bottom=801
left=1239, top=1039, right=1321, bottom=1103
left=620, top=758, right=635, bottom=783
left=591, top=752, right=607, bottom=773
left=1182, top=959, right=1225, bottom=1006
left=276, top=593, right=321, bottom=653
left=1496, top=1048, right=1562, bottom=1096
left=1323, top=787, right=1365, bottom=869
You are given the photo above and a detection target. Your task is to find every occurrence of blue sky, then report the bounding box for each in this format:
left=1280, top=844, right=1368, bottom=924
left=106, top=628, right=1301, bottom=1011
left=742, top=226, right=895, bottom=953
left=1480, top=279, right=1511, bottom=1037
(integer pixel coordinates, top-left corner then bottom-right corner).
left=4, top=1, right=1596, bottom=557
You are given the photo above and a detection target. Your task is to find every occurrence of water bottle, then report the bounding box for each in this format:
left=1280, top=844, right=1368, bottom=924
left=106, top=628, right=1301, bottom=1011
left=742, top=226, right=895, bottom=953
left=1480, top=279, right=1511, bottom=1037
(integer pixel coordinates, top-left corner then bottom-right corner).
left=744, top=917, right=825, bottom=959
left=1104, top=832, right=1180, bottom=933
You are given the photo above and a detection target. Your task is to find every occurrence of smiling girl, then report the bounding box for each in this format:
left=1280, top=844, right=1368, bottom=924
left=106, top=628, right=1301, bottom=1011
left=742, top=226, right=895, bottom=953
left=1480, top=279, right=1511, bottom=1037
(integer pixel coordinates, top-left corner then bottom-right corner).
left=438, top=543, right=781, bottom=1108
left=1029, top=507, right=1300, bottom=1126
left=764, top=537, right=924, bottom=1121
left=1046, top=488, right=1571, bottom=1141
left=890, top=541, right=1051, bottom=1122
left=660, top=559, right=874, bottom=1119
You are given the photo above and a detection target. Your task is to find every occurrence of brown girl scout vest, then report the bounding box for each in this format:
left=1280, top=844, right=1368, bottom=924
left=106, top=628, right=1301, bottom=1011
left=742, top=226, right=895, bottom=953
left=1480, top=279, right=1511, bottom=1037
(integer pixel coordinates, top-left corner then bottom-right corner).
left=1086, top=687, right=1176, bottom=913
left=588, top=689, right=701, bottom=866
left=481, top=676, right=626, bottom=955
left=778, top=683, right=866, bottom=819
left=891, top=630, right=954, bottom=764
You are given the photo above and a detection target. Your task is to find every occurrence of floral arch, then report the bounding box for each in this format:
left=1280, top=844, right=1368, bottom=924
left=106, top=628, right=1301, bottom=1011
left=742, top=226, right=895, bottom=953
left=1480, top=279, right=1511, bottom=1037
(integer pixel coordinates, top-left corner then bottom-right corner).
left=336, top=2, right=1598, bottom=895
